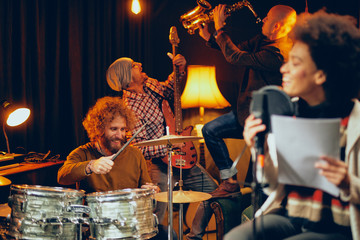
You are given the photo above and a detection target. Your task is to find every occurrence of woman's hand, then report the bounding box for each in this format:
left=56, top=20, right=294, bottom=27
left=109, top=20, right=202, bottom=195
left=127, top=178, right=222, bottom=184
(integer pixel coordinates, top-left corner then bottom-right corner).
left=243, top=114, right=266, bottom=148
left=315, top=156, right=350, bottom=193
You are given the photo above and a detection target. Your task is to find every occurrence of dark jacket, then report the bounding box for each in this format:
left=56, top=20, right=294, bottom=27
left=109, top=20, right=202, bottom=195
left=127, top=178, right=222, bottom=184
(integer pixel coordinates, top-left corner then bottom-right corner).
left=207, top=33, right=292, bottom=126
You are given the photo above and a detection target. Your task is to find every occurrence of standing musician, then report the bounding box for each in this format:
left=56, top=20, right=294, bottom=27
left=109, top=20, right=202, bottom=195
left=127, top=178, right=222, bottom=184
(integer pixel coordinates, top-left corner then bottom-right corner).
left=57, top=96, right=158, bottom=194
left=106, top=54, right=218, bottom=238
left=197, top=4, right=297, bottom=198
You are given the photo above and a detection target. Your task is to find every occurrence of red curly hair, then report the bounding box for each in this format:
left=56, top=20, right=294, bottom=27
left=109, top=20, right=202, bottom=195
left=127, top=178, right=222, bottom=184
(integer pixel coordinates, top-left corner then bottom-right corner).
left=83, top=96, right=135, bottom=142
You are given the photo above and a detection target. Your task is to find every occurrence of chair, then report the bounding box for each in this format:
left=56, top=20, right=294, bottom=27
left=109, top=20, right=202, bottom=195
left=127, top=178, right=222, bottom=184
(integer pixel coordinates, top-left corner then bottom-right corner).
left=210, top=187, right=252, bottom=240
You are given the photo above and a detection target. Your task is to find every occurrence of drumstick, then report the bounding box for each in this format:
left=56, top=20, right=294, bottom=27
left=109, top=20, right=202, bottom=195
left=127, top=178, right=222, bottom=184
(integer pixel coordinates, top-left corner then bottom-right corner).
left=111, top=121, right=148, bottom=161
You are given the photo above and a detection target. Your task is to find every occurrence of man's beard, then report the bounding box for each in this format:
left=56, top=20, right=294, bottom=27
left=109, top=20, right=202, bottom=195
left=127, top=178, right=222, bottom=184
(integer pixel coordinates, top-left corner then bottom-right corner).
left=101, top=136, right=126, bottom=154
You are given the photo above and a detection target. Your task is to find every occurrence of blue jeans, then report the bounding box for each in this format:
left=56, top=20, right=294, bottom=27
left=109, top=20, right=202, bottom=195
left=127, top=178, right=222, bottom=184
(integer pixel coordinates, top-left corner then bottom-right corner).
left=202, top=111, right=244, bottom=180
left=150, top=159, right=218, bottom=239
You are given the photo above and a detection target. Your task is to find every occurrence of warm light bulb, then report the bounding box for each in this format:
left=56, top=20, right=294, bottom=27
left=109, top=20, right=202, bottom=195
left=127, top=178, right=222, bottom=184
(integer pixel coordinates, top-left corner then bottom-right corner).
left=131, top=0, right=141, bottom=14
left=7, top=108, right=30, bottom=127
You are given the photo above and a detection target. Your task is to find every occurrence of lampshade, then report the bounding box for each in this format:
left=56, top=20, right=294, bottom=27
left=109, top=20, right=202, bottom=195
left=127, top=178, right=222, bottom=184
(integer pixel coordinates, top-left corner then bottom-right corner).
left=181, top=65, right=230, bottom=109
left=1, top=101, right=30, bottom=127
left=1, top=100, right=31, bottom=153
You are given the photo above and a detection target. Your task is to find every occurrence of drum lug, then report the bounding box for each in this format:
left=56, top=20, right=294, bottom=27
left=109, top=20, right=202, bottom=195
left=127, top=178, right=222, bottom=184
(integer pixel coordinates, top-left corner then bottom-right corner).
left=152, top=198, right=157, bottom=210
left=153, top=213, right=159, bottom=227
left=35, top=218, right=64, bottom=237
left=67, top=204, right=91, bottom=214
left=129, top=200, right=137, bottom=215
left=112, top=219, right=126, bottom=228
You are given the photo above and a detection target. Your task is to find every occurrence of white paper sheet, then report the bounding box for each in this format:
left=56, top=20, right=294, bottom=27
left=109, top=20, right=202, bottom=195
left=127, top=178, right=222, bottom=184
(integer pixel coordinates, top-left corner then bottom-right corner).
left=271, top=115, right=341, bottom=197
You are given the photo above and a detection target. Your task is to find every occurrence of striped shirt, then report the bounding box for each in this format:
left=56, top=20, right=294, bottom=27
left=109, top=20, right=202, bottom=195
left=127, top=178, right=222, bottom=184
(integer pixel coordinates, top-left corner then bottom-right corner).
left=285, top=116, right=350, bottom=229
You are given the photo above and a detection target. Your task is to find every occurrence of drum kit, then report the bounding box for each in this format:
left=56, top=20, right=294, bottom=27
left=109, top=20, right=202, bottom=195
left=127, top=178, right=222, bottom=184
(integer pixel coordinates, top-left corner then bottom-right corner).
left=1, top=135, right=210, bottom=240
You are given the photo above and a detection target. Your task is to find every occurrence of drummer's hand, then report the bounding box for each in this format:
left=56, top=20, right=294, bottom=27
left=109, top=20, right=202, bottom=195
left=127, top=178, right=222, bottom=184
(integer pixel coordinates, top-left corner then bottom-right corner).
left=91, top=156, right=114, bottom=174
left=141, top=183, right=160, bottom=193
left=243, top=114, right=266, bottom=148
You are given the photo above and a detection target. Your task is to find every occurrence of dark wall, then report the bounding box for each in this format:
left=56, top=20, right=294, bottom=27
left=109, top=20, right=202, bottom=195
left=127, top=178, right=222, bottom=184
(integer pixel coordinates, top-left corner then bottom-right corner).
left=0, top=0, right=359, bottom=158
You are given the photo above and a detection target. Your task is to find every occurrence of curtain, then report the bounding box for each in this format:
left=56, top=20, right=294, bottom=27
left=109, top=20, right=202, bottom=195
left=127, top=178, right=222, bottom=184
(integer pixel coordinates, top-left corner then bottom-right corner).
left=0, top=0, right=156, bottom=157
left=0, top=0, right=358, bottom=158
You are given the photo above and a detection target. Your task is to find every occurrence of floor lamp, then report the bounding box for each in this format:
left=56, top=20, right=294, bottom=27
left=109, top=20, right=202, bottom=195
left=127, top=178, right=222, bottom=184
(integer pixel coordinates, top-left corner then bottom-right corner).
left=181, top=65, right=230, bottom=167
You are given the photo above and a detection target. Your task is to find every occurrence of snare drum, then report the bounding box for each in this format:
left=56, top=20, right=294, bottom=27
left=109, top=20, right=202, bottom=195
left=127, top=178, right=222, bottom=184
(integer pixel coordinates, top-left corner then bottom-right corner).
left=86, top=188, right=158, bottom=240
left=7, top=184, right=86, bottom=240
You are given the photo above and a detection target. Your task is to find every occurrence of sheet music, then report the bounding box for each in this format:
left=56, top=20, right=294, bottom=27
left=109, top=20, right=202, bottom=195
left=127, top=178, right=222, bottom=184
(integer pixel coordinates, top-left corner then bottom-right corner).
left=271, top=115, right=341, bottom=197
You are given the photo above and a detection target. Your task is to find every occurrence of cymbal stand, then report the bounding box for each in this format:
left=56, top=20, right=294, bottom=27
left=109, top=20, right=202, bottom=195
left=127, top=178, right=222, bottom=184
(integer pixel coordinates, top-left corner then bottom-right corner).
left=166, top=141, right=174, bottom=240
left=177, top=157, right=185, bottom=240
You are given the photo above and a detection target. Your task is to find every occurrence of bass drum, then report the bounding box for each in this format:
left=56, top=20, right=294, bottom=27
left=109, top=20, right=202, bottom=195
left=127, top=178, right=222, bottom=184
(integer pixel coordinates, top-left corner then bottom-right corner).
left=86, top=188, right=158, bottom=240
left=7, top=184, right=86, bottom=240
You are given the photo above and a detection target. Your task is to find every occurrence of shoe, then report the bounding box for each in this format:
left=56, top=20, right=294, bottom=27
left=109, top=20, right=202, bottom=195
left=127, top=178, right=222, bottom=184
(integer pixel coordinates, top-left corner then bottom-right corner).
left=210, top=179, right=240, bottom=198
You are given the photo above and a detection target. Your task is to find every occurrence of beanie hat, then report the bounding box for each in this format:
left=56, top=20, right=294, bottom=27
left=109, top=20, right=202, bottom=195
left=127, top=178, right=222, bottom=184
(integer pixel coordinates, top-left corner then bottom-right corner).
left=106, top=57, right=133, bottom=91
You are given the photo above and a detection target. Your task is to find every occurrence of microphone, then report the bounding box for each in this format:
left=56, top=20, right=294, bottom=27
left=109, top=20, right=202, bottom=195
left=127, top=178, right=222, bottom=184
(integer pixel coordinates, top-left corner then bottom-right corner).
left=250, top=86, right=295, bottom=180
left=250, top=91, right=268, bottom=155
left=250, top=85, right=295, bottom=137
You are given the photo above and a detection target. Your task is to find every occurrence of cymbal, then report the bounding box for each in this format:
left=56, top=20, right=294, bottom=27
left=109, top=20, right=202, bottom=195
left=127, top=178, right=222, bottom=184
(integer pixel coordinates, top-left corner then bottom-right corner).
left=134, top=135, right=202, bottom=147
left=154, top=190, right=211, bottom=203
left=0, top=176, right=11, bottom=186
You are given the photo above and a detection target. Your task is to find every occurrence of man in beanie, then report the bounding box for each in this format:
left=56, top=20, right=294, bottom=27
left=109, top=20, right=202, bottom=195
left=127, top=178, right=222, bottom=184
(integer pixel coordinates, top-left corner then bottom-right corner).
left=106, top=54, right=218, bottom=239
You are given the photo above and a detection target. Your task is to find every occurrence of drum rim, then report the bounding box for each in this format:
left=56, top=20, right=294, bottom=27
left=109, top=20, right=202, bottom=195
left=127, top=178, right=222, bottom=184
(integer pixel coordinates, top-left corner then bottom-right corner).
left=86, top=188, right=154, bottom=202
left=10, top=184, right=85, bottom=196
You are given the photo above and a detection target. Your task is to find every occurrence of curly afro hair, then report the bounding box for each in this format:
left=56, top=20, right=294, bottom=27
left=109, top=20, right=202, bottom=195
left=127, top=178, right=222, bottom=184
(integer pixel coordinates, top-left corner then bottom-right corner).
left=82, top=96, right=136, bottom=142
left=290, top=10, right=360, bottom=106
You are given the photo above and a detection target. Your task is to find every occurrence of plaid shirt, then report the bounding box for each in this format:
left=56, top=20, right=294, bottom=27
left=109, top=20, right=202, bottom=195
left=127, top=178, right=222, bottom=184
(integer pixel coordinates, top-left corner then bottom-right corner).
left=123, top=76, right=175, bottom=160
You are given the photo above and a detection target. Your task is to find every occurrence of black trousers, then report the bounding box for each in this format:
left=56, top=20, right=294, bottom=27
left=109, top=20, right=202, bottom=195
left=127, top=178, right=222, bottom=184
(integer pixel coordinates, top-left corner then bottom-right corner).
left=224, top=213, right=352, bottom=240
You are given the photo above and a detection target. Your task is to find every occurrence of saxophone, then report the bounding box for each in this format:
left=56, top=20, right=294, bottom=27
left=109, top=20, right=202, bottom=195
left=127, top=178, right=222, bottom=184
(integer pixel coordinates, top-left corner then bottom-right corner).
left=180, top=0, right=261, bottom=35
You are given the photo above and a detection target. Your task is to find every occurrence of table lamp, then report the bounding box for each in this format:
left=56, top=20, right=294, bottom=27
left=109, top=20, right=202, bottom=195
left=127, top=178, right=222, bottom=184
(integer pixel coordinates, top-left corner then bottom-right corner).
left=181, top=65, right=230, bottom=167
left=1, top=100, right=31, bottom=153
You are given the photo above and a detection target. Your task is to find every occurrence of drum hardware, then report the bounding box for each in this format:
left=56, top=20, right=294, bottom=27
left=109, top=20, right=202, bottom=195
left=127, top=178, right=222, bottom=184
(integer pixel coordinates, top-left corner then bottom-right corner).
left=154, top=172, right=211, bottom=240
left=133, top=135, right=202, bottom=147
left=154, top=190, right=211, bottom=203
left=135, top=135, right=206, bottom=240
left=66, top=205, right=91, bottom=214
left=0, top=176, right=11, bottom=186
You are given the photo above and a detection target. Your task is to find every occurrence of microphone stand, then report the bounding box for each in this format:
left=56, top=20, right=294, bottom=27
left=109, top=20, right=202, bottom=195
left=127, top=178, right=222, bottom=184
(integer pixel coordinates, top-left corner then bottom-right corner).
left=251, top=133, right=266, bottom=240
left=230, top=142, right=265, bottom=240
